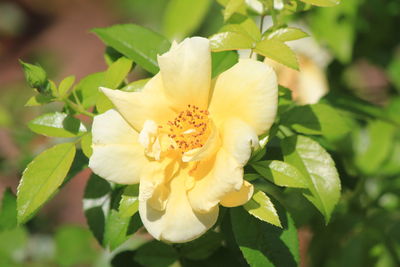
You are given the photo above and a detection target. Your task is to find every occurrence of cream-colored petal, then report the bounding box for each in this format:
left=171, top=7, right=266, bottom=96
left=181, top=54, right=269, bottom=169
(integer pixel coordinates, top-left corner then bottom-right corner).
left=139, top=169, right=218, bottom=243
left=187, top=148, right=243, bottom=213
left=182, top=120, right=220, bottom=162
left=89, top=109, right=147, bottom=184
left=220, top=180, right=254, bottom=207
left=100, top=74, right=176, bottom=132
left=221, top=118, right=258, bottom=166
left=158, top=37, right=211, bottom=110
left=209, top=59, right=278, bottom=135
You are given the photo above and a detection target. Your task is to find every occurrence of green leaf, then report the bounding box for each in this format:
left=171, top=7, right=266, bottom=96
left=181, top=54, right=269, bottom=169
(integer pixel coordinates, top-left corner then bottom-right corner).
left=93, top=24, right=171, bottom=74
left=353, top=120, right=396, bottom=175
left=104, top=210, right=142, bottom=251
left=103, top=57, right=133, bottom=89
left=58, top=75, right=75, bottom=98
left=0, top=189, right=17, bottom=231
left=119, top=184, right=139, bottom=218
left=25, top=94, right=54, bottom=106
left=300, top=0, right=340, bottom=7
left=209, top=31, right=254, bottom=52
left=73, top=72, right=105, bottom=108
left=281, top=104, right=352, bottom=141
left=28, top=112, right=87, bottom=138
left=266, top=27, right=309, bottom=42
left=244, top=190, right=281, bottom=227
left=0, top=227, right=27, bottom=261
left=211, top=51, right=238, bottom=78
left=281, top=135, right=341, bottom=223
left=163, top=0, right=212, bottom=40
left=179, top=231, right=222, bottom=260
left=81, top=133, right=93, bottom=158
left=223, top=0, right=245, bottom=21
left=222, top=18, right=262, bottom=41
left=134, top=240, right=179, bottom=267
left=19, top=60, right=48, bottom=91
left=122, top=78, right=150, bottom=92
left=255, top=39, right=299, bottom=70
left=83, top=174, right=111, bottom=244
left=231, top=207, right=299, bottom=267
left=17, top=143, right=76, bottom=224
left=55, top=226, right=97, bottom=267
left=251, top=160, right=307, bottom=188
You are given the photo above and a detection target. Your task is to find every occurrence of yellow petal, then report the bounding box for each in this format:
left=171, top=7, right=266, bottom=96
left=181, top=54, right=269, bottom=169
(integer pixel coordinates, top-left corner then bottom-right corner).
left=220, top=180, right=254, bottom=207
left=158, top=37, right=211, bottom=110
left=100, top=74, right=176, bottom=132
left=89, top=109, right=147, bottom=184
left=209, top=59, right=278, bottom=135
left=139, top=168, right=218, bottom=243
left=187, top=148, right=243, bottom=213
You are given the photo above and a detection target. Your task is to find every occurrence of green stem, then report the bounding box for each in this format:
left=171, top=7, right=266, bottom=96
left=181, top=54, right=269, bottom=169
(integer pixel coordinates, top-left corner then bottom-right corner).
left=64, top=98, right=95, bottom=118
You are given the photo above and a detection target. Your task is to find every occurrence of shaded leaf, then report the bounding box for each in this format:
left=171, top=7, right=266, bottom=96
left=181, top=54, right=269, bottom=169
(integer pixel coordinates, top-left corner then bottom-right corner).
left=281, top=135, right=341, bottom=223
left=134, top=241, right=179, bottom=267
left=19, top=60, right=49, bottom=92
left=0, top=189, right=17, bottom=231
left=211, top=51, right=238, bottom=78
left=179, top=231, right=222, bottom=260
left=17, top=143, right=76, bottom=223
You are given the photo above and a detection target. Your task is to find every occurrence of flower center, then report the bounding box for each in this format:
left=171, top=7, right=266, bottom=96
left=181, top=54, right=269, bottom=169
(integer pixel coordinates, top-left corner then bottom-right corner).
left=163, top=104, right=210, bottom=153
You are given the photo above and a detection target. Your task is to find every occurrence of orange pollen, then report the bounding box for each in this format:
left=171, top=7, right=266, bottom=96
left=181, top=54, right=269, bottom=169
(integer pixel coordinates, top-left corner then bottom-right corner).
left=167, top=104, right=210, bottom=153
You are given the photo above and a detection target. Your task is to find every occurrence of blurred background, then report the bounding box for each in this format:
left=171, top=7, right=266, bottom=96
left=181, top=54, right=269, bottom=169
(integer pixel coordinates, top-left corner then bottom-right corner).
left=0, top=0, right=399, bottom=266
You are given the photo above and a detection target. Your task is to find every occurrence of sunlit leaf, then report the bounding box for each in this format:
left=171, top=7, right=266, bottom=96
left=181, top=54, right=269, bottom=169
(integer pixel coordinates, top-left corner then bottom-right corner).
left=93, top=24, right=171, bottom=74
left=255, top=39, right=299, bottom=70
left=73, top=72, right=105, bottom=108
left=266, top=27, right=309, bottom=42
left=122, top=78, right=150, bottom=92
left=223, top=0, right=246, bottom=21
left=210, top=31, right=254, bottom=51
left=244, top=190, right=282, bottom=227
left=118, top=184, right=139, bottom=218
left=251, top=160, right=308, bottom=188
left=17, top=143, right=76, bottom=223
left=300, top=0, right=340, bottom=7
left=58, top=75, right=76, bottom=98
left=81, top=133, right=93, bottom=158
left=163, top=0, right=212, bottom=40
left=19, top=60, right=49, bottom=93
left=281, top=135, right=341, bottom=223
left=222, top=18, right=262, bottom=41
left=28, top=112, right=87, bottom=138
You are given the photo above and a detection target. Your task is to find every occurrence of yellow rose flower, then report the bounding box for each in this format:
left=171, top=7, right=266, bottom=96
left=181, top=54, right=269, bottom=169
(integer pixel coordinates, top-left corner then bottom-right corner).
left=89, top=37, right=278, bottom=243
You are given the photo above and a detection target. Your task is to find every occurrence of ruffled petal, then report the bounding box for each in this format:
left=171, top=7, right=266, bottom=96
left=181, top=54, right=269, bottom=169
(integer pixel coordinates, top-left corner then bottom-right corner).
left=220, top=180, right=254, bottom=207
left=158, top=37, right=211, bottom=110
left=139, top=168, right=218, bottom=243
left=100, top=74, right=176, bottom=132
left=89, top=109, right=147, bottom=184
left=209, top=59, right=278, bottom=135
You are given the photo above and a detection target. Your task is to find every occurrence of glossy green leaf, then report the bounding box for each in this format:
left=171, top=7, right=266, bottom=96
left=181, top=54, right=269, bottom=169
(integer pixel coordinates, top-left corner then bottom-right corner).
left=17, top=143, right=76, bottom=223
left=93, top=24, right=171, bottom=74
left=223, top=0, right=245, bottom=21
left=0, top=189, right=17, bottom=231
left=281, top=135, right=341, bottom=223
left=104, top=210, right=142, bottom=251
left=300, top=0, right=340, bottom=7
left=211, top=51, right=238, bottom=77
left=134, top=240, right=179, bottom=267
left=28, top=112, right=87, bottom=138
left=58, top=75, right=75, bottom=98
left=266, top=27, right=309, bottom=42
left=163, top=0, right=212, bottom=40
left=73, top=72, right=105, bottom=108
left=119, top=184, right=139, bottom=218
left=19, top=60, right=48, bottom=91
left=231, top=207, right=299, bottom=267
left=81, top=133, right=93, bottom=158
left=281, top=104, right=352, bottom=141
left=251, top=160, right=308, bottom=188
left=255, top=39, right=299, bottom=70
left=222, top=18, right=262, bottom=41
left=209, top=31, right=254, bottom=51
left=122, top=78, right=150, bottom=92
left=55, top=226, right=97, bottom=267
left=103, top=57, right=133, bottom=89
left=244, top=190, right=282, bottom=227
